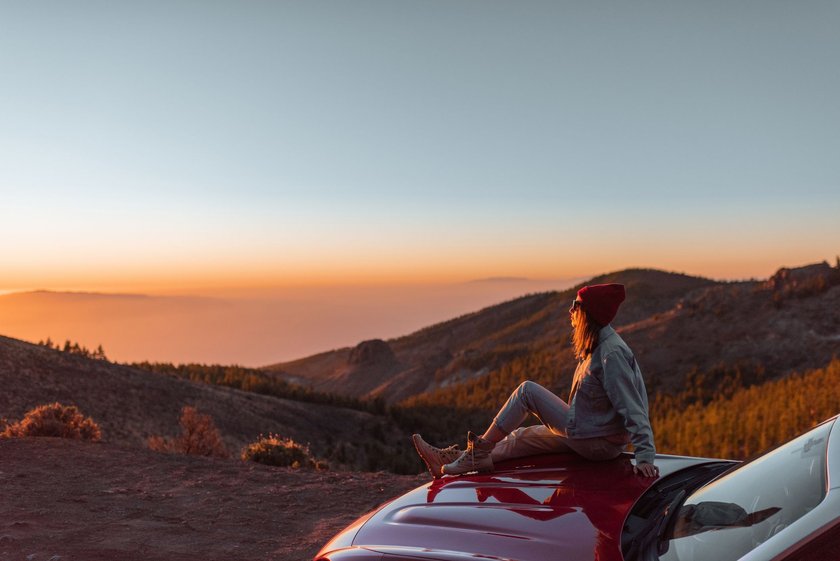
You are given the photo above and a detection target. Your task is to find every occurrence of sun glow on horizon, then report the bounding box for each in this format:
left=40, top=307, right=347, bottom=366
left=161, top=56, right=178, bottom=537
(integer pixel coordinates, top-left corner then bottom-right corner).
left=2, top=250, right=835, bottom=298
left=1, top=1, right=838, bottom=364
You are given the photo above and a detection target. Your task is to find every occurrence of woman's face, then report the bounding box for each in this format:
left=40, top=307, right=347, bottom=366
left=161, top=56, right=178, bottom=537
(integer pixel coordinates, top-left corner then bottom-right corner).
left=569, top=299, right=583, bottom=328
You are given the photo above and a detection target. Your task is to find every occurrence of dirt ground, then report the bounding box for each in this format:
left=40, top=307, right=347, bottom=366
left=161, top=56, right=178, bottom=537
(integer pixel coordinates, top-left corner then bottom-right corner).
left=0, top=438, right=427, bottom=561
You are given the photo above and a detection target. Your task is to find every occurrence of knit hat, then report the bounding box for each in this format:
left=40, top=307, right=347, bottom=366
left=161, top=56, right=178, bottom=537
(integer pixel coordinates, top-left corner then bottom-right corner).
left=576, top=283, right=626, bottom=326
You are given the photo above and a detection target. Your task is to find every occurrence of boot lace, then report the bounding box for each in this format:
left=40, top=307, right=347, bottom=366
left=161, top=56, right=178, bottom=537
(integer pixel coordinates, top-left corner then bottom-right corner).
left=465, top=437, right=477, bottom=467
left=440, top=444, right=461, bottom=461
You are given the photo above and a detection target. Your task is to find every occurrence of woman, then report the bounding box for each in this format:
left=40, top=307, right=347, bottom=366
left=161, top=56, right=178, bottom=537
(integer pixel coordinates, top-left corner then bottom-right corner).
left=413, top=283, right=659, bottom=478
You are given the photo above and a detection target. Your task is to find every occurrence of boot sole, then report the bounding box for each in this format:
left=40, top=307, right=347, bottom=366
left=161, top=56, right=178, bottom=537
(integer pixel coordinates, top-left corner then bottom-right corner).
left=441, top=458, right=495, bottom=476
left=441, top=465, right=494, bottom=476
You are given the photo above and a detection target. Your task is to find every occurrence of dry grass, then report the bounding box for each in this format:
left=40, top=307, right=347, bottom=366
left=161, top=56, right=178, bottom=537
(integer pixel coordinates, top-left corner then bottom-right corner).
left=2, top=402, right=101, bottom=441
left=241, top=433, right=328, bottom=469
left=147, top=405, right=229, bottom=458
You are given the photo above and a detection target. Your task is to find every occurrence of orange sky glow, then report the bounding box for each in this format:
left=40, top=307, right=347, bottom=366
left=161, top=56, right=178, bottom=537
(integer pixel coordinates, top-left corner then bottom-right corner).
left=2, top=244, right=834, bottom=296
left=2, top=2, right=838, bottom=364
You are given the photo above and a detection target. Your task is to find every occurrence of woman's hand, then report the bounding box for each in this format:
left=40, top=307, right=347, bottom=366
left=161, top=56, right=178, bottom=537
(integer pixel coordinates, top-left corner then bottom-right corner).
left=634, top=461, right=659, bottom=477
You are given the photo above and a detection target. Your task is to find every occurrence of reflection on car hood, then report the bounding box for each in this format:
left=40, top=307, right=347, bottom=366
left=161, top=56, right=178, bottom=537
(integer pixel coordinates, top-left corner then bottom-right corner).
left=353, top=454, right=715, bottom=561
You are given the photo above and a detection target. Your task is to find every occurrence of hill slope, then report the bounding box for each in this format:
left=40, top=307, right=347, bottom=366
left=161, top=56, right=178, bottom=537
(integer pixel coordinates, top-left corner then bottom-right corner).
left=0, top=335, right=411, bottom=471
left=620, top=262, right=840, bottom=393
left=266, top=261, right=840, bottom=404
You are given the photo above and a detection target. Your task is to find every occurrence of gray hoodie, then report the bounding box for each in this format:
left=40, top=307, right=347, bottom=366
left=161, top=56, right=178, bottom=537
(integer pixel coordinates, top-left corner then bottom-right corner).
left=566, top=325, right=657, bottom=464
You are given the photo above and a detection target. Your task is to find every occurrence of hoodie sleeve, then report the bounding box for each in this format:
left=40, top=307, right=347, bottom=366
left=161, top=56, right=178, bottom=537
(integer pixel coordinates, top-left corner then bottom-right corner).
left=600, top=349, right=656, bottom=464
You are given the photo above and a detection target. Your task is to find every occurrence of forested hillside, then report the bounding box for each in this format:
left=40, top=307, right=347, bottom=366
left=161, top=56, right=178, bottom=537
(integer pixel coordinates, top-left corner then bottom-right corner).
left=391, top=358, right=840, bottom=462
left=653, top=358, right=840, bottom=459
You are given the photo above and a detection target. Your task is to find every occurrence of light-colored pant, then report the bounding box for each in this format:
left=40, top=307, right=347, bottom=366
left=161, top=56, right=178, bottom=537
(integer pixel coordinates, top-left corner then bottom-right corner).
left=490, top=381, right=626, bottom=463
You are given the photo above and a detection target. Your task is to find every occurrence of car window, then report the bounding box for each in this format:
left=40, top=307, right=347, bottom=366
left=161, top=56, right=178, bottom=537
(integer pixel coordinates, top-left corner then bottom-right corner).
left=659, top=420, right=833, bottom=561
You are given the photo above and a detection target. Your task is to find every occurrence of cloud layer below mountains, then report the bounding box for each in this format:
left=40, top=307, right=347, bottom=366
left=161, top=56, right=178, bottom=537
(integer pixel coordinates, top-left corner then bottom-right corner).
left=0, top=279, right=579, bottom=366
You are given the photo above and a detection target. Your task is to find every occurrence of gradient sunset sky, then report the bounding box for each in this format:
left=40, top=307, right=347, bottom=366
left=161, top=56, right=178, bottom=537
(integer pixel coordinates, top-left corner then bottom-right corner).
left=2, top=1, right=839, bottom=295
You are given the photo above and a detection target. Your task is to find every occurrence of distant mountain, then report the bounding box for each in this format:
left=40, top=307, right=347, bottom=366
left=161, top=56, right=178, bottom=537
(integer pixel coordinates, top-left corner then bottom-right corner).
left=264, top=262, right=840, bottom=404
left=467, top=276, right=531, bottom=283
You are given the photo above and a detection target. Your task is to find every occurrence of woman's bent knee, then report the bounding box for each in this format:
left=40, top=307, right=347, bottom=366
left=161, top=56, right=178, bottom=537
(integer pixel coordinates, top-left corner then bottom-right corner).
left=517, top=380, right=538, bottom=397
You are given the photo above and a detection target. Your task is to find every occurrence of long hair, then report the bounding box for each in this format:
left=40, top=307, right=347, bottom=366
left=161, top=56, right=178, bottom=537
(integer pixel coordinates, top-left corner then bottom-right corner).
left=572, top=308, right=601, bottom=360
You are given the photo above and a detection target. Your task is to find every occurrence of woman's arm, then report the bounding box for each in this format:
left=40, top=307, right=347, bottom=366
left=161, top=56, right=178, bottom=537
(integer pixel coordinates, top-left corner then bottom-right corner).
left=600, top=349, right=657, bottom=469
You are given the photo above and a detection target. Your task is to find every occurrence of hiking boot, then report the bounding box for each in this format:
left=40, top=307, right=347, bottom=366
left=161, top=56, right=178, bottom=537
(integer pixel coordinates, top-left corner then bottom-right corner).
left=441, top=431, right=495, bottom=476
left=412, top=434, right=462, bottom=479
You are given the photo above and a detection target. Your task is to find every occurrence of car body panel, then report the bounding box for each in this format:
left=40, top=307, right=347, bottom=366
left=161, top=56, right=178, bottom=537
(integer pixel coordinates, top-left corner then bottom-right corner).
left=317, top=417, right=840, bottom=561
left=316, top=452, right=731, bottom=561
left=829, top=415, right=840, bottom=490
left=738, top=417, right=840, bottom=561
left=654, top=416, right=840, bottom=561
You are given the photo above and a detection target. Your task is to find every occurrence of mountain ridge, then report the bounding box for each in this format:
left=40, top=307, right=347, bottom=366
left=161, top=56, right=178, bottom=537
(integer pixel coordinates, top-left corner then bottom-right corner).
left=264, top=262, right=840, bottom=404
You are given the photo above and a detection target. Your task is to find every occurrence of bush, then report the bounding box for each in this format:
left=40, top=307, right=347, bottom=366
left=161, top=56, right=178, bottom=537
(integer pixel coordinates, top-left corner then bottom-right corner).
left=147, top=406, right=229, bottom=458
left=2, top=403, right=101, bottom=441
left=241, top=434, right=328, bottom=469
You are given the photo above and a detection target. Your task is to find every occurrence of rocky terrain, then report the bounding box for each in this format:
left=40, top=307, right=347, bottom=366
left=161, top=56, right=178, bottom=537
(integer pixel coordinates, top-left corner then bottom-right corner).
left=0, top=438, right=425, bottom=561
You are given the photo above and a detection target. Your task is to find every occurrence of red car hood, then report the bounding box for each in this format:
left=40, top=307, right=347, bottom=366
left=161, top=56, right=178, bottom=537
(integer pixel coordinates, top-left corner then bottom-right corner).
left=347, top=454, right=715, bottom=561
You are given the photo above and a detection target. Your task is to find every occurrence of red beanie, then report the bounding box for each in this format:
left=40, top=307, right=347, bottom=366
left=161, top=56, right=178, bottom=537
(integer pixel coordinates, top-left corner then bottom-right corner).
left=576, top=283, right=626, bottom=326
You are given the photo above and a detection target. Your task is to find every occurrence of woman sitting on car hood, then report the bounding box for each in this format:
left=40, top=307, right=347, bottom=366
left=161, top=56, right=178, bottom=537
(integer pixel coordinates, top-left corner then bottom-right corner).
left=414, top=283, right=659, bottom=478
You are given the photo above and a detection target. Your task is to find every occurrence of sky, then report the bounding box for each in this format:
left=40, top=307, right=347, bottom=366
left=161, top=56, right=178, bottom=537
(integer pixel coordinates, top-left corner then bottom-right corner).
left=0, top=279, right=582, bottom=364
left=0, top=2, right=838, bottom=363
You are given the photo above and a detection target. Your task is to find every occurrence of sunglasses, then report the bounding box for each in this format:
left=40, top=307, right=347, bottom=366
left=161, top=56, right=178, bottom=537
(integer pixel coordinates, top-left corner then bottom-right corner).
left=569, top=299, right=583, bottom=313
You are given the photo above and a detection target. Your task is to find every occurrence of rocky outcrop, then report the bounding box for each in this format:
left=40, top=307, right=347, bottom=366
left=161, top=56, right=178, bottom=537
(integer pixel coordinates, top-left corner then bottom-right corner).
left=765, top=261, right=840, bottom=301
left=348, top=339, right=396, bottom=366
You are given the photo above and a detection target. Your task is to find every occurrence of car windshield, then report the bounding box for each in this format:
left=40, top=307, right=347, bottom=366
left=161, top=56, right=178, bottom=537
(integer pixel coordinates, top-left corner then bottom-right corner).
left=658, top=419, right=833, bottom=561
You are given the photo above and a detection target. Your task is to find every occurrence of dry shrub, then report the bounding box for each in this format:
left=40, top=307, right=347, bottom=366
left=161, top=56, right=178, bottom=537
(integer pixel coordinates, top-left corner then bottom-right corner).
left=147, top=406, right=228, bottom=458
left=241, top=434, right=328, bottom=469
left=2, top=403, right=101, bottom=441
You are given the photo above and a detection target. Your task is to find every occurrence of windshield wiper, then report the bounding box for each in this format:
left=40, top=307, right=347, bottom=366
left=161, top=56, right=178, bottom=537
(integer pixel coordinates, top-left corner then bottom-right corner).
left=625, top=490, right=686, bottom=561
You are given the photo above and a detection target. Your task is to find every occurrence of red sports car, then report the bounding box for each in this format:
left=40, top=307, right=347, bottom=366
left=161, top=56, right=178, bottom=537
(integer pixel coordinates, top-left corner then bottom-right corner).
left=315, top=417, right=840, bottom=561
left=316, top=415, right=840, bottom=561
